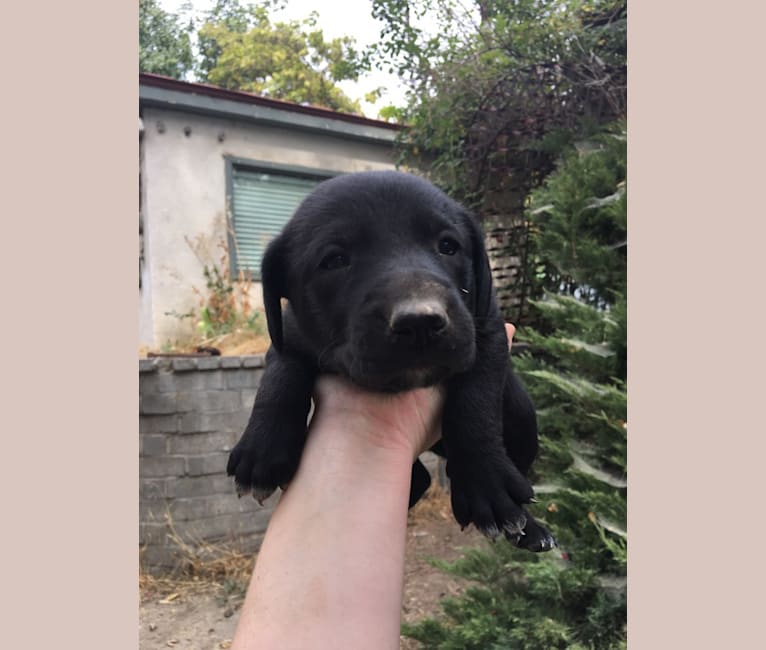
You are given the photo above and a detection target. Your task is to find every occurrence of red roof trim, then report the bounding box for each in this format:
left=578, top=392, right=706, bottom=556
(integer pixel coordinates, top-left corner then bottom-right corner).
left=139, top=73, right=403, bottom=131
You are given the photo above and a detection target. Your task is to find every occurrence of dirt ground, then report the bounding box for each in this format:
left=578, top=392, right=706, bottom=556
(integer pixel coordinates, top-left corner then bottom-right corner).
left=139, top=489, right=487, bottom=649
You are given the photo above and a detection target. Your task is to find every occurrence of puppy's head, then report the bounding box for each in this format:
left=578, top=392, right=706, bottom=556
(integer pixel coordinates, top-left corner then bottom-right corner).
left=262, top=171, right=495, bottom=392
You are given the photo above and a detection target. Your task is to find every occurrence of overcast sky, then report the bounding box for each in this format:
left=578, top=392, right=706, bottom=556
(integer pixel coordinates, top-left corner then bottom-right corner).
left=157, top=0, right=410, bottom=117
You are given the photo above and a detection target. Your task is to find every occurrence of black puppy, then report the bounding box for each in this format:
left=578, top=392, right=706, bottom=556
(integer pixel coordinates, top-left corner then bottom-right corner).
left=227, top=171, right=556, bottom=552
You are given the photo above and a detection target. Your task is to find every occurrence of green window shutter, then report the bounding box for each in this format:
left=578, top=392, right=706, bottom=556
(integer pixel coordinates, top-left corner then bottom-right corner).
left=230, top=168, right=319, bottom=276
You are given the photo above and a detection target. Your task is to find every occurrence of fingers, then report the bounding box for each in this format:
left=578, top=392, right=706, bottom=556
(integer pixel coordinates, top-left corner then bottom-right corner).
left=505, top=322, right=516, bottom=351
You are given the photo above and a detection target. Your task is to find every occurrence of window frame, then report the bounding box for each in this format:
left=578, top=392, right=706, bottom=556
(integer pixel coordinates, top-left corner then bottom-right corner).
left=224, top=156, right=341, bottom=280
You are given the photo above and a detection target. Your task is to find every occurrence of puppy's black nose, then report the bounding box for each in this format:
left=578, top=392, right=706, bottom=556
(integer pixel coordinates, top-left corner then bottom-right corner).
left=389, top=300, right=449, bottom=346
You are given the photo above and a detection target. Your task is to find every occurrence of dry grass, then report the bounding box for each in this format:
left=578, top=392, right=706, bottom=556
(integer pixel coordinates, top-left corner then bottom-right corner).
left=139, top=546, right=255, bottom=604
left=139, top=330, right=271, bottom=359
left=408, top=482, right=453, bottom=525
left=139, top=515, right=256, bottom=605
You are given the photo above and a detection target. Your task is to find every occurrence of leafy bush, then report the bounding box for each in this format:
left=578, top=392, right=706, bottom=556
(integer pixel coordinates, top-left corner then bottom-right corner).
left=164, top=236, right=265, bottom=348
left=402, top=296, right=627, bottom=649
left=195, top=263, right=262, bottom=339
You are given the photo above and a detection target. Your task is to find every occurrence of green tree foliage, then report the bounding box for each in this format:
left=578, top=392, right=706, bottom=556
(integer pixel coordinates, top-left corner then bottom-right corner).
left=195, top=0, right=365, bottom=113
left=528, top=122, right=627, bottom=307
left=371, top=0, right=626, bottom=211
left=139, top=0, right=194, bottom=79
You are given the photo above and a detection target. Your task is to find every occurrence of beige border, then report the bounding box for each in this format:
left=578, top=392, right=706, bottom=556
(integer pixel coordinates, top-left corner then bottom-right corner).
left=629, top=2, right=765, bottom=647
left=4, top=2, right=137, bottom=648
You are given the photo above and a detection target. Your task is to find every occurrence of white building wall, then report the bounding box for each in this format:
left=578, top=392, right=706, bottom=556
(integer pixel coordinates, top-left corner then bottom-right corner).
left=139, top=107, right=395, bottom=347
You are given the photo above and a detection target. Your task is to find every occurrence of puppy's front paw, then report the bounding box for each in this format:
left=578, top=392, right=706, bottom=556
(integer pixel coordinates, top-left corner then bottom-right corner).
left=447, top=455, right=549, bottom=549
left=226, top=427, right=302, bottom=504
left=505, top=514, right=557, bottom=552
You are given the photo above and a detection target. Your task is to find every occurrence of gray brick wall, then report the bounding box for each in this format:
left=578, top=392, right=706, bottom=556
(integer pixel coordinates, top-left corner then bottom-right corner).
left=139, top=355, right=274, bottom=573
left=139, top=354, right=448, bottom=574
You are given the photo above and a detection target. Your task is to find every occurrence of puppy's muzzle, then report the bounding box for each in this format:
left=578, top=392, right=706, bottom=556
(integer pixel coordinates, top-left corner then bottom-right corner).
left=389, top=299, right=449, bottom=347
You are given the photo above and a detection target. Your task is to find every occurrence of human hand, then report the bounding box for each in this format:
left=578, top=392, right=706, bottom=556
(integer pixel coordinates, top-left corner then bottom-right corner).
left=310, top=323, right=516, bottom=461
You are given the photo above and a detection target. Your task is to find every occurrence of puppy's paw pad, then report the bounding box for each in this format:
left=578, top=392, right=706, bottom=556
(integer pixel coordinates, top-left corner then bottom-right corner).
left=517, top=533, right=557, bottom=552
left=511, top=520, right=557, bottom=553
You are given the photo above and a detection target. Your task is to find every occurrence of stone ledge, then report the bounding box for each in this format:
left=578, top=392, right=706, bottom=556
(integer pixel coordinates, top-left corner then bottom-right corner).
left=139, top=359, right=158, bottom=373
left=139, top=355, right=266, bottom=372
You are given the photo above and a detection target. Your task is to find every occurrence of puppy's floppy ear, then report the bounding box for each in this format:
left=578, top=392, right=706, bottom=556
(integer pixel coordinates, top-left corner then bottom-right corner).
left=459, top=208, right=494, bottom=318
left=260, top=234, right=288, bottom=351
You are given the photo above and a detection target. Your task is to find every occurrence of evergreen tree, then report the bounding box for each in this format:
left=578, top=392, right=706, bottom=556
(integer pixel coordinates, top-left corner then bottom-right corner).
left=403, top=296, right=627, bottom=649
left=527, top=122, right=627, bottom=309
left=402, top=125, right=627, bottom=648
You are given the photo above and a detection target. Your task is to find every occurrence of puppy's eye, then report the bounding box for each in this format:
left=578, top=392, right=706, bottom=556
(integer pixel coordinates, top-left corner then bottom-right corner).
left=438, top=237, right=460, bottom=256
left=319, top=252, right=350, bottom=270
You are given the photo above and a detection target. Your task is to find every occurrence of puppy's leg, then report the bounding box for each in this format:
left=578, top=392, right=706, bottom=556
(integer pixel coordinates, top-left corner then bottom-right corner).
left=442, top=321, right=535, bottom=538
left=409, top=459, right=432, bottom=508
left=227, top=346, right=315, bottom=503
left=441, top=322, right=552, bottom=551
left=501, top=364, right=538, bottom=477
left=501, top=364, right=557, bottom=551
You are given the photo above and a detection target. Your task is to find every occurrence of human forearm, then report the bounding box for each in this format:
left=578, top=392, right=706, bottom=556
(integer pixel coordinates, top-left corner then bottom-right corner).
left=231, top=391, right=421, bottom=650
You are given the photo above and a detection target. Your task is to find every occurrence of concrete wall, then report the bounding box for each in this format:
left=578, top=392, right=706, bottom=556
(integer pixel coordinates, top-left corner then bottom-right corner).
left=139, top=107, right=396, bottom=348
left=139, top=356, right=446, bottom=573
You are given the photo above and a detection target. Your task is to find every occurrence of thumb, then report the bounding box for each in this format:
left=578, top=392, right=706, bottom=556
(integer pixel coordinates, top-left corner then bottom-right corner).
left=505, top=323, right=516, bottom=351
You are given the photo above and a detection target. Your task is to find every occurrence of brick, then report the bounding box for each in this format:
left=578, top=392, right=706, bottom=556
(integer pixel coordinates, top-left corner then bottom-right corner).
left=154, top=358, right=174, bottom=371
left=140, top=456, right=186, bottom=478
left=178, top=509, right=272, bottom=543
left=419, top=452, right=448, bottom=488
left=139, top=544, right=180, bottom=573
left=178, top=412, right=215, bottom=433
left=185, top=452, right=229, bottom=476
left=139, top=521, right=173, bottom=546
left=140, top=500, right=172, bottom=523
left=140, top=434, right=168, bottom=457
left=220, top=356, right=242, bottom=369
left=240, top=389, right=257, bottom=409
left=167, top=431, right=238, bottom=455
left=172, top=370, right=225, bottom=392
left=196, top=356, right=221, bottom=370
left=436, top=463, right=450, bottom=489
left=140, top=392, right=177, bottom=415
left=179, top=411, right=248, bottom=434
left=420, top=451, right=439, bottom=475
left=165, top=474, right=237, bottom=499
left=176, top=390, right=242, bottom=414
left=139, top=414, right=178, bottom=434
left=140, top=478, right=169, bottom=500
left=169, top=493, right=258, bottom=521
left=225, top=369, right=261, bottom=389
left=139, top=371, right=178, bottom=394
left=242, top=355, right=265, bottom=368
left=171, top=358, right=198, bottom=372
left=139, top=359, right=158, bottom=373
